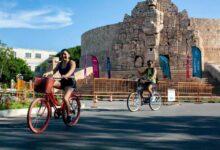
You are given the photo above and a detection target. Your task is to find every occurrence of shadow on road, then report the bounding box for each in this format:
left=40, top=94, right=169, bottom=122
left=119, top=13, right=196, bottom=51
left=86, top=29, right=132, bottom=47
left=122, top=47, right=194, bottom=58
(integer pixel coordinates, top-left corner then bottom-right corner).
left=0, top=113, right=220, bottom=150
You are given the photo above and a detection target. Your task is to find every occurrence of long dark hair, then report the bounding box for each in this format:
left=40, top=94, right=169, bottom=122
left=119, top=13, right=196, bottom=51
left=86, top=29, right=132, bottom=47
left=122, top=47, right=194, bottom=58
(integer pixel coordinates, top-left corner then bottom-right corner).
left=60, top=49, right=70, bottom=61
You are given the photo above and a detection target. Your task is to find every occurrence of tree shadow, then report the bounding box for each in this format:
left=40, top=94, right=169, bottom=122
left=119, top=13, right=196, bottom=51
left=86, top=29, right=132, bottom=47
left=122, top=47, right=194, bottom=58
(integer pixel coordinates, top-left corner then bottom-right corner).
left=0, top=113, right=220, bottom=150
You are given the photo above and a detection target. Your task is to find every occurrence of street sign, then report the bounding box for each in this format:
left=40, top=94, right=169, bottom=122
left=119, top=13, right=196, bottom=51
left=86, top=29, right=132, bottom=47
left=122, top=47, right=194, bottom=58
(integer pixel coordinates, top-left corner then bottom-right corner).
left=168, top=89, right=176, bottom=102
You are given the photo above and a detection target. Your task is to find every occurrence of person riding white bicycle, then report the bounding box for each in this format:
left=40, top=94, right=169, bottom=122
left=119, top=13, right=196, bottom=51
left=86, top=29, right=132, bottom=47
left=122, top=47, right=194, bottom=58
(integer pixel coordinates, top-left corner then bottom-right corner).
left=137, top=60, right=157, bottom=102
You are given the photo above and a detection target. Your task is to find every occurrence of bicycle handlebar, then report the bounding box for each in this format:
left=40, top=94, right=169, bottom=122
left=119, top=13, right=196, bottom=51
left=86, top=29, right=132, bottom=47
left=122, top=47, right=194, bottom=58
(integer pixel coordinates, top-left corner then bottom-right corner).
left=54, top=76, right=75, bottom=79
left=38, top=76, right=75, bottom=80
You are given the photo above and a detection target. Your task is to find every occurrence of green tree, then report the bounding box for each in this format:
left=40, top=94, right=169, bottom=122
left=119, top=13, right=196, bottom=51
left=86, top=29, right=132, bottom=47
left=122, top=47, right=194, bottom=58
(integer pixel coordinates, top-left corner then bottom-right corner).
left=35, top=46, right=81, bottom=76
left=0, top=42, right=34, bottom=85
left=35, top=61, right=50, bottom=76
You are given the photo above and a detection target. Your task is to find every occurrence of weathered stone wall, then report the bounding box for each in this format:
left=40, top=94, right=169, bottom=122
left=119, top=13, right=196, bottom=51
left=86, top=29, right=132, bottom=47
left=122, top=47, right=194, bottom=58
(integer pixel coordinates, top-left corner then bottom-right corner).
left=112, top=0, right=164, bottom=70
left=81, top=0, right=220, bottom=79
left=190, top=18, right=220, bottom=63
left=111, top=0, right=194, bottom=73
left=81, top=23, right=121, bottom=69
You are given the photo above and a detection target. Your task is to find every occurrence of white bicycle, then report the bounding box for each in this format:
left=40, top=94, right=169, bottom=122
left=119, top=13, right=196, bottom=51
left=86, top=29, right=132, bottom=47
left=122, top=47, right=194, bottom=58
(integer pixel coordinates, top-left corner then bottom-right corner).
left=127, top=79, right=162, bottom=112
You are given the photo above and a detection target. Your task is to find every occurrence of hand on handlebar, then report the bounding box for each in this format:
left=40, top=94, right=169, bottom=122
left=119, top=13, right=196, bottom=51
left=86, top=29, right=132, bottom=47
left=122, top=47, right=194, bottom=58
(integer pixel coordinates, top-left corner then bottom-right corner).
left=61, top=75, right=68, bottom=80
left=43, top=73, right=50, bottom=77
left=139, top=77, right=151, bottom=83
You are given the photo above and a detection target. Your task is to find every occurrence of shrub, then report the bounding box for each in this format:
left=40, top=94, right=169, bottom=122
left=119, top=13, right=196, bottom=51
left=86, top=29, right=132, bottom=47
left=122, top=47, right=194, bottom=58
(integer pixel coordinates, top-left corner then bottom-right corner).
left=0, top=101, right=31, bottom=110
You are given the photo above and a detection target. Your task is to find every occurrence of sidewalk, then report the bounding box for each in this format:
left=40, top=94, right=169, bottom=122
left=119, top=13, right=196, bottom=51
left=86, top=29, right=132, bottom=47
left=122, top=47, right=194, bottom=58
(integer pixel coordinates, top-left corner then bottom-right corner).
left=1, top=101, right=220, bottom=117
left=0, top=100, right=128, bottom=117
left=82, top=100, right=128, bottom=110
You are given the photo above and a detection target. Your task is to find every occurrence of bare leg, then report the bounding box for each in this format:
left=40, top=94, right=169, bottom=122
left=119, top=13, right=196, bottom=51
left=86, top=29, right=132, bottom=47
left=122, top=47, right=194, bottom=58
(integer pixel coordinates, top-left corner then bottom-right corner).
left=53, top=81, right=61, bottom=89
left=148, top=84, right=153, bottom=97
left=63, top=87, right=74, bottom=115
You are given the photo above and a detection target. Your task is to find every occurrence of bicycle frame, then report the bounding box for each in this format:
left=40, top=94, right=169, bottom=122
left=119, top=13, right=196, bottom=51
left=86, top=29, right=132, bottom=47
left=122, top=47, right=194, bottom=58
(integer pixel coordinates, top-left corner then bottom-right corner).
left=46, top=91, right=69, bottom=116
left=44, top=88, right=81, bottom=112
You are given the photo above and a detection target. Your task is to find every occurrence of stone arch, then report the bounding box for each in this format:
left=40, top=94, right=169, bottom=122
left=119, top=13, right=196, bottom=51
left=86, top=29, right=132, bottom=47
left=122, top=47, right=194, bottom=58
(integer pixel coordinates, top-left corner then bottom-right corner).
left=134, top=55, right=144, bottom=68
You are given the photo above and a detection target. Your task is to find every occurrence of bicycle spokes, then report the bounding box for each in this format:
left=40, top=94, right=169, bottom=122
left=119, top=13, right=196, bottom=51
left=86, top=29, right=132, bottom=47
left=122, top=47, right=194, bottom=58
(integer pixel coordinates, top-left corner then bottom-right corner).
left=62, top=97, right=80, bottom=127
left=69, top=100, right=78, bottom=117
left=27, top=98, right=50, bottom=134
left=149, top=92, right=162, bottom=111
left=32, top=104, right=48, bottom=128
left=127, top=92, right=141, bottom=112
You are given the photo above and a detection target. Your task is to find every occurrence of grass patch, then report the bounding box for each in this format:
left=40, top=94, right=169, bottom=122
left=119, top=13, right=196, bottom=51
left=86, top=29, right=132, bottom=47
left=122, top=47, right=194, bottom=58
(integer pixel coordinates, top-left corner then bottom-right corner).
left=0, top=101, right=31, bottom=110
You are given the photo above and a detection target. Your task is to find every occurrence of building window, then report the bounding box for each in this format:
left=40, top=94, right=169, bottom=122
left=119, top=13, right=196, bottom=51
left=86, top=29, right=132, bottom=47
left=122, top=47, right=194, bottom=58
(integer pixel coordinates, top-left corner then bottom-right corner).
left=35, top=53, right=41, bottom=59
left=25, top=53, right=32, bottom=58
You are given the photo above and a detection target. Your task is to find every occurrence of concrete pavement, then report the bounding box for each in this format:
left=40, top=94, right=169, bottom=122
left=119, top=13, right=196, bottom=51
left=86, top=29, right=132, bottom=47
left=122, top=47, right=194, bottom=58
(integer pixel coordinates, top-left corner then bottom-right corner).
left=0, top=103, right=220, bottom=150
left=1, top=99, right=219, bottom=117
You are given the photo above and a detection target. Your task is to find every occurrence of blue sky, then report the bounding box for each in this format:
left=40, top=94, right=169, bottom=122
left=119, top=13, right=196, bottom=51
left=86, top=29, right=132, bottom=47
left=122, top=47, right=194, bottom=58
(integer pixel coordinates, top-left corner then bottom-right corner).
left=0, top=0, right=220, bottom=51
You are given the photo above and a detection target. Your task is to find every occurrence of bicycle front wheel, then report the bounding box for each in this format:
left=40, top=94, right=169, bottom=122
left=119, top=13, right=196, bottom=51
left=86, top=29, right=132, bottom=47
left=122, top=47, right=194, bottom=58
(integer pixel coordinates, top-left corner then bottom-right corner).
left=27, top=98, right=51, bottom=134
left=149, top=92, right=162, bottom=111
left=127, top=92, right=141, bottom=112
left=62, top=96, right=81, bottom=127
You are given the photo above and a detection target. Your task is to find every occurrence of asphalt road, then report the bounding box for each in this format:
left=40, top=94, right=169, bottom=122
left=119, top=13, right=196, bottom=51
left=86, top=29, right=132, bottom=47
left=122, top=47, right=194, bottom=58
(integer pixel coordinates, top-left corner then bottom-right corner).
left=0, top=103, right=220, bottom=150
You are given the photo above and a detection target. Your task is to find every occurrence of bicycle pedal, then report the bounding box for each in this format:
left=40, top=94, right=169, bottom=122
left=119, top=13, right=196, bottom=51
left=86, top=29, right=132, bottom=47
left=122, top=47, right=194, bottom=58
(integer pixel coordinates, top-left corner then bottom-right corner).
left=143, top=98, right=150, bottom=103
left=67, top=116, right=72, bottom=123
left=69, top=110, right=76, bottom=115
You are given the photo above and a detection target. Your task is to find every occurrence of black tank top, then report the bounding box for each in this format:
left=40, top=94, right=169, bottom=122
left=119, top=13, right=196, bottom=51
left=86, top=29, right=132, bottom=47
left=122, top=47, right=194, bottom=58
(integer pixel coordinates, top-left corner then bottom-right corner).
left=58, top=61, right=71, bottom=75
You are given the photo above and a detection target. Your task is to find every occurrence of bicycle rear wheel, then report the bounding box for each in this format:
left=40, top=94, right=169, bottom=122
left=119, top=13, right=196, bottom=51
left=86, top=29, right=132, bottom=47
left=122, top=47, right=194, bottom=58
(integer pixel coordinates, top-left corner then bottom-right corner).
left=27, top=98, right=51, bottom=134
left=127, top=92, right=141, bottom=112
left=62, top=96, right=81, bottom=127
left=149, top=92, right=162, bottom=111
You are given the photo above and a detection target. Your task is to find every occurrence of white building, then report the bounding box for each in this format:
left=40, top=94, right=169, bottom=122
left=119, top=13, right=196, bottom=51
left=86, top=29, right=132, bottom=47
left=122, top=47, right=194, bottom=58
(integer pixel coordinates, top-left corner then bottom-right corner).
left=13, top=48, right=57, bottom=71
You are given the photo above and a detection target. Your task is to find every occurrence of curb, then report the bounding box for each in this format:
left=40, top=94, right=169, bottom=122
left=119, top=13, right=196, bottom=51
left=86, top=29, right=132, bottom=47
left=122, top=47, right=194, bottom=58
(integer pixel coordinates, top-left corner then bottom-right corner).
left=0, top=108, right=28, bottom=117
left=0, top=105, right=126, bottom=118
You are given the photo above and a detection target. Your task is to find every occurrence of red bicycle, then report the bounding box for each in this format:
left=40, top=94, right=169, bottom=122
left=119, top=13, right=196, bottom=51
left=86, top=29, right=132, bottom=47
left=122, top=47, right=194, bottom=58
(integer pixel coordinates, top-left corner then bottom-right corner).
left=27, top=77, right=81, bottom=134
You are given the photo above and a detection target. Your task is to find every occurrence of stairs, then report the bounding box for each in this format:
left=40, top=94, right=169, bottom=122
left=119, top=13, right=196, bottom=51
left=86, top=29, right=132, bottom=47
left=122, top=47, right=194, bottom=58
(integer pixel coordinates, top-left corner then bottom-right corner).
left=205, top=63, right=220, bottom=82
left=203, top=63, right=220, bottom=96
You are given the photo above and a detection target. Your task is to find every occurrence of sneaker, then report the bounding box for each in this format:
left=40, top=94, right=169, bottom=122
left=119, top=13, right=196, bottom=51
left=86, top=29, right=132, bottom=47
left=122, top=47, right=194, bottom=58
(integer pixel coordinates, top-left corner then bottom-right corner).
left=67, top=115, right=72, bottom=124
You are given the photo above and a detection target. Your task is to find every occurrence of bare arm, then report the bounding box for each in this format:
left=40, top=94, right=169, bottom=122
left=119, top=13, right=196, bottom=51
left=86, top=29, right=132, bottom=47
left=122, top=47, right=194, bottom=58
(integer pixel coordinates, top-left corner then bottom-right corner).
left=53, top=62, right=60, bottom=74
left=137, top=67, right=146, bottom=77
left=43, top=62, right=60, bottom=77
left=63, top=60, right=76, bottom=78
left=152, top=68, right=157, bottom=79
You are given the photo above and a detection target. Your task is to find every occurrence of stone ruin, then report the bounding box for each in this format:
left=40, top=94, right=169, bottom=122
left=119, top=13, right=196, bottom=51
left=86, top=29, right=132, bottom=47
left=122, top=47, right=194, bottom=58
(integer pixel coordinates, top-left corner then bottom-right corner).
left=81, top=0, right=220, bottom=80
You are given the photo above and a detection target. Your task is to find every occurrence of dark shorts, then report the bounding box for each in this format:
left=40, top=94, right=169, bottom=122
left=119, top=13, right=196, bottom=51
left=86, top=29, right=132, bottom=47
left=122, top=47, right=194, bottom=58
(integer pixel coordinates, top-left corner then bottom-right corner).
left=137, top=78, right=155, bottom=93
left=139, top=81, right=153, bottom=91
left=60, top=78, right=77, bottom=90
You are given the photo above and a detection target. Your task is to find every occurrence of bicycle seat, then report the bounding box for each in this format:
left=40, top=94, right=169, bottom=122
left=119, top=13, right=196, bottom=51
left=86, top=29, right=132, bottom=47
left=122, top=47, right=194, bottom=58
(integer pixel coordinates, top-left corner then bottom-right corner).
left=138, top=78, right=151, bottom=84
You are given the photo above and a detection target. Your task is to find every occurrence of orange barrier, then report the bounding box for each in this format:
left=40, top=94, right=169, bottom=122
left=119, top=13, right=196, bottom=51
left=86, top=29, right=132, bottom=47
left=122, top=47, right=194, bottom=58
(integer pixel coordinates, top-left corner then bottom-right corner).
left=93, top=78, right=136, bottom=103
left=93, top=78, right=171, bottom=105
left=177, top=82, right=213, bottom=103
left=92, top=78, right=213, bottom=106
left=15, top=80, right=35, bottom=101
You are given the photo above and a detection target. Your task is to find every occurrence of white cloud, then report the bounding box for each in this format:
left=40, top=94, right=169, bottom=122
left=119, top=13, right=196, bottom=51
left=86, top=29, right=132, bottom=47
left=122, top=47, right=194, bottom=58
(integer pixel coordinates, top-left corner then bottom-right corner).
left=0, top=8, right=74, bottom=29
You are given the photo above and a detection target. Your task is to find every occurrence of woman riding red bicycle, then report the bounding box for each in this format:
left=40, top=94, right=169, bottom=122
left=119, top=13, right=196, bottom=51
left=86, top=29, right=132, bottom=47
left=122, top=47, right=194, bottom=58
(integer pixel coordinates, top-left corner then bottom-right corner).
left=44, top=49, right=77, bottom=123
left=27, top=49, right=81, bottom=134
